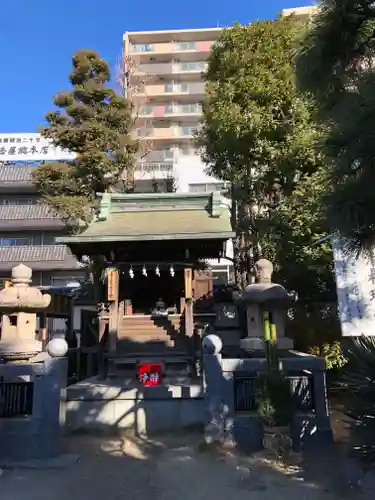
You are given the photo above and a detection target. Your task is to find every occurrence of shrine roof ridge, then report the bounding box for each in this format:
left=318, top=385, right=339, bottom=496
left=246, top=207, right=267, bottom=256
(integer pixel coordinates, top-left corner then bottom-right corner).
left=96, top=190, right=223, bottom=221
left=95, top=191, right=223, bottom=202
left=57, top=190, right=233, bottom=246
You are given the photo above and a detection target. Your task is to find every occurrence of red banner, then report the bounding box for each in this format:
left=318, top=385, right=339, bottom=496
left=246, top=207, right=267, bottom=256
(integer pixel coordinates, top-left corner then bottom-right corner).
left=137, top=363, right=163, bottom=387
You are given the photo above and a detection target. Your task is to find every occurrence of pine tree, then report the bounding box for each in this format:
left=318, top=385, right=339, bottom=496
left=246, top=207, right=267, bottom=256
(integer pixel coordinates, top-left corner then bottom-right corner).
left=33, top=49, right=138, bottom=227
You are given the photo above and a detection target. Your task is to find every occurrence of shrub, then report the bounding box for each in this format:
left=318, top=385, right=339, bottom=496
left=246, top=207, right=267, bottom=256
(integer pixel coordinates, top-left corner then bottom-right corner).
left=308, top=341, right=347, bottom=370
left=255, top=370, right=295, bottom=428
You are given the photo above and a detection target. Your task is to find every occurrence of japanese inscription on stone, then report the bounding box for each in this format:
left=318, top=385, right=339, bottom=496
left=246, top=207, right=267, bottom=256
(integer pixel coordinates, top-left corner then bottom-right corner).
left=0, top=133, right=75, bottom=162
left=333, top=238, right=375, bottom=336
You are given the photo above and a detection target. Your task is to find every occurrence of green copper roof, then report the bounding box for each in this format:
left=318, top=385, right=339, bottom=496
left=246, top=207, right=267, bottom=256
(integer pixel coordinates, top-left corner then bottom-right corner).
left=56, top=191, right=234, bottom=244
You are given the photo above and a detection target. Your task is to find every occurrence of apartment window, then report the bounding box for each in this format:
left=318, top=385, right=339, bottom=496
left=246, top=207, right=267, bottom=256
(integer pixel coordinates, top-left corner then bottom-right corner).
left=132, top=43, right=153, bottom=52
left=175, top=42, right=196, bottom=51
left=164, top=83, right=188, bottom=93
left=139, top=105, right=154, bottom=115
left=180, top=126, right=197, bottom=136
left=0, top=237, right=31, bottom=247
left=181, top=103, right=200, bottom=113
left=1, top=198, right=34, bottom=205
left=180, top=62, right=205, bottom=71
left=189, top=183, right=225, bottom=193
left=163, top=149, right=174, bottom=160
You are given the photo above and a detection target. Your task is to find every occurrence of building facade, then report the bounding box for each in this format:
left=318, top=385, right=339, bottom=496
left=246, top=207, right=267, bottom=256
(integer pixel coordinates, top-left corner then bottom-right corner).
left=0, top=29, right=235, bottom=288
left=281, top=5, right=319, bottom=20
left=0, top=133, right=84, bottom=288
left=124, top=28, right=233, bottom=281
left=123, top=28, right=223, bottom=192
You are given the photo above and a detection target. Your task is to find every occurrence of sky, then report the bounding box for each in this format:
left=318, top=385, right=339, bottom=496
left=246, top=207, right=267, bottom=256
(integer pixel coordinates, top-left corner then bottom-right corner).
left=0, top=0, right=314, bottom=133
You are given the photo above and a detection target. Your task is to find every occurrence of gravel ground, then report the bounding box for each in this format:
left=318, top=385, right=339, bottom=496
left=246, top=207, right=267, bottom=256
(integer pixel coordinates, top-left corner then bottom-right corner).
left=0, top=433, right=373, bottom=500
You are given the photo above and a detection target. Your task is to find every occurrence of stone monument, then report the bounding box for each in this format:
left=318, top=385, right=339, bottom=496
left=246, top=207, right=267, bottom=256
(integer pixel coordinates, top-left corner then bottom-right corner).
left=236, top=258, right=295, bottom=350
left=0, top=264, right=51, bottom=362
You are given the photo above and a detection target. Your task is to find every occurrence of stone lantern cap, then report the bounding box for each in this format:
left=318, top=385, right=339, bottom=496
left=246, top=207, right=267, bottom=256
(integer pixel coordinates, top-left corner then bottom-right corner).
left=238, top=259, right=295, bottom=305
left=0, top=264, right=51, bottom=312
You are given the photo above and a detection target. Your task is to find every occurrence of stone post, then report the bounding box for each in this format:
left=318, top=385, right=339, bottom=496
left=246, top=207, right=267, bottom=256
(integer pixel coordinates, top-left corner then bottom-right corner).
left=202, top=334, right=227, bottom=444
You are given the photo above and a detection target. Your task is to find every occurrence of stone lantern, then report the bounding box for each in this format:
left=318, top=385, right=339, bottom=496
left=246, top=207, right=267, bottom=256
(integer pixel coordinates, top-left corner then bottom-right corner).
left=0, top=264, right=51, bottom=362
left=237, top=259, right=295, bottom=351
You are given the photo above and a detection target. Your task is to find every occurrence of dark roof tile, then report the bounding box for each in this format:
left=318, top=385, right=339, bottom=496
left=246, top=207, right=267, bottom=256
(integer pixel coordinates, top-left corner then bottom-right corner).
left=0, top=204, right=59, bottom=220
left=0, top=245, right=70, bottom=262
left=0, top=165, right=36, bottom=183
left=0, top=245, right=81, bottom=271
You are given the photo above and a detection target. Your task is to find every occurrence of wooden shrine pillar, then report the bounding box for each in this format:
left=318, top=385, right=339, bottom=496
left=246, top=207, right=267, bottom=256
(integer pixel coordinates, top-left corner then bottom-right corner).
left=184, top=268, right=194, bottom=338
left=107, top=268, right=119, bottom=353
left=124, top=299, right=133, bottom=316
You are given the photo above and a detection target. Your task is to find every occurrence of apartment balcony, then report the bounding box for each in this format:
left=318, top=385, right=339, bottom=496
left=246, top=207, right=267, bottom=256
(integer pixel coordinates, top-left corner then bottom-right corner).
left=136, top=82, right=205, bottom=98
left=282, top=6, right=319, bottom=20
left=138, top=149, right=176, bottom=163
left=135, top=148, right=174, bottom=181
left=134, top=61, right=208, bottom=79
left=135, top=161, right=174, bottom=181
left=138, top=103, right=202, bottom=120
left=129, top=41, right=215, bottom=57
left=135, top=125, right=198, bottom=141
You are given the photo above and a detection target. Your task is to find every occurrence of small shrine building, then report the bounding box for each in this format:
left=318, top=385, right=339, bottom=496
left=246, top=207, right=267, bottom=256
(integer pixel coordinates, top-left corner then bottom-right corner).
left=57, top=191, right=234, bottom=376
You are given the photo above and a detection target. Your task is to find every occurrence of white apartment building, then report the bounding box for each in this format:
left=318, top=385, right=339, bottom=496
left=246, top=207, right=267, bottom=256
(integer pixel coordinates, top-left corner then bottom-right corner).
left=282, top=5, right=319, bottom=19
left=123, top=28, right=222, bottom=191
left=123, top=28, right=233, bottom=283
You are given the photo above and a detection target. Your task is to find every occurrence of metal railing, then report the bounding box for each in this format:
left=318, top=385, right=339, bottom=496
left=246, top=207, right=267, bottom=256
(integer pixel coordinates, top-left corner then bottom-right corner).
left=0, top=380, right=34, bottom=418
left=233, top=372, right=315, bottom=413
left=130, top=41, right=215, bottom=54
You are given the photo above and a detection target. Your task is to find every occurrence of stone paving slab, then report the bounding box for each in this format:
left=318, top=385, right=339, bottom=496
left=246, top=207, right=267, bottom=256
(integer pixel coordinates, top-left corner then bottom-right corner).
left=0, top=434, right=371, bottom=500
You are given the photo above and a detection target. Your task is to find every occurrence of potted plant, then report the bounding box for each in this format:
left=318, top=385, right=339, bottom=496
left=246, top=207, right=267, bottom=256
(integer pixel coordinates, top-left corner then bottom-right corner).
left=255, top=369, right=295, bottom=456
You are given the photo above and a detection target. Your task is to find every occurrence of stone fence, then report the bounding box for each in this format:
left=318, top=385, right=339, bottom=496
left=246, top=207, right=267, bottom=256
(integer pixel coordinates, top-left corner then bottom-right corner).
left=0, top=357, right=67, bottom=462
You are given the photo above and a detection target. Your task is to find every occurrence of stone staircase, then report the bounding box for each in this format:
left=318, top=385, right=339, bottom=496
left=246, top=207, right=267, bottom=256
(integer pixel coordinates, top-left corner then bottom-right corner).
left=107, top=315, right=193, bottom=379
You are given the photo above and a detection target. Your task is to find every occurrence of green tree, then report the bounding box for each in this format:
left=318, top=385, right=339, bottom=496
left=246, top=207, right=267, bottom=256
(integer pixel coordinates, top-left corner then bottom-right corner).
left=296, top=0, right=375, bottom=254
left=263, top=168, right=339, bottom=351
left=198, top=18, right=341, bottom=355
left=33, top=49, right=138, bottom=226
left=198, top=18, right=324, bottom=287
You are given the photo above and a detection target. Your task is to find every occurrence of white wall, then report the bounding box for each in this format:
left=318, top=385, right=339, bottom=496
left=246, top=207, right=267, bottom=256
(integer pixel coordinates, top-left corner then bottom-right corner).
left=173, top=155, right=220, bottom=192
left=134, top=153, right=234, bottom=271
left=174, top=155, right=234, bottom=268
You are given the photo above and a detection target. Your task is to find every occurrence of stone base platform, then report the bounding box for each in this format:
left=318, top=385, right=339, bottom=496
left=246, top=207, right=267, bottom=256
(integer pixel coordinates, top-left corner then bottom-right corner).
left=65, top=377, right=205, bottom=436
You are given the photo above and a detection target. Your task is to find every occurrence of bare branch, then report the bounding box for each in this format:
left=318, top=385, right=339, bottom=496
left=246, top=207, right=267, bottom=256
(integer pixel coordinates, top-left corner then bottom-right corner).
left=116, top=50, right=157, bottom=187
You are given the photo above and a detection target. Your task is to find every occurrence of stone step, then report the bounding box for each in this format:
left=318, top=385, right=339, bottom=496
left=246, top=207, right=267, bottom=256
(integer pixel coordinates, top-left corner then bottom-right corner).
left=118, top=326, right=180, bottom=334
left=107, top=369, right=191, bottom=380
left=118, top=322, right=181, bottom=331
left=121, top=316, right=181, bottom=324
left=111, top=356, right=190, bottom=367
left=108, top=349, right=189, bottom=359
left=107, top=355, right=192, bottom=379
left=119, top=324, right=181, bottom=331
left=117, top=335, right=175, bottom=345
